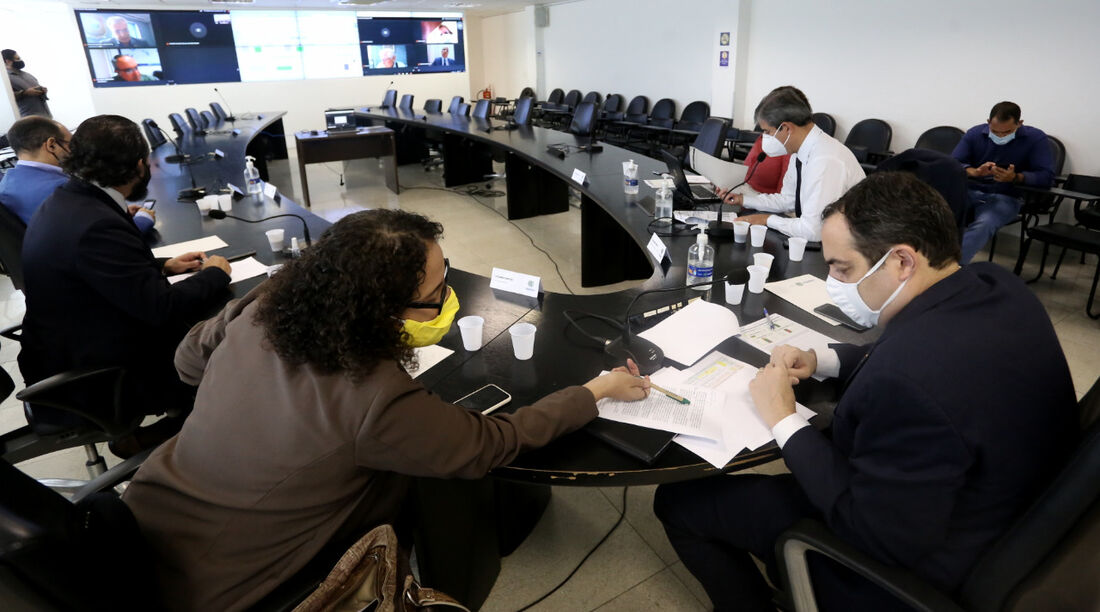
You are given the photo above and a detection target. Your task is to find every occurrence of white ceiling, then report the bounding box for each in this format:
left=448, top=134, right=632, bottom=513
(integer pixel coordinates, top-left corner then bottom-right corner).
left=61, top=0, right=565, bottom=17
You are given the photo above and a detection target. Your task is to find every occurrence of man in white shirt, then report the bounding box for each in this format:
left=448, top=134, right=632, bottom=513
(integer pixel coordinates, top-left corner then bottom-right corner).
left=717, top=86, right=864, bottom=241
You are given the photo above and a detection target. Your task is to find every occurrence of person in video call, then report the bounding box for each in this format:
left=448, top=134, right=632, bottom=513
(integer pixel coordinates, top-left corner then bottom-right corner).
left=431, top=47, right=456, bottom=66
left=107, top=15, right=151, bottom=48
left=426, top=22, right=455, bottom=43
left=376, top=45, right=406, bottom=69
left=112, top=54, right=156, bottom=82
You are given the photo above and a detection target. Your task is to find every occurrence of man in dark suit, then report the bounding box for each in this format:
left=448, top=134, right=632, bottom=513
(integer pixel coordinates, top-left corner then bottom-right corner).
left=655, top=172, right=1077, bottom=610
left=431, top=47, right=454, bottom=66
left=19, top=114, right=231, bottom=437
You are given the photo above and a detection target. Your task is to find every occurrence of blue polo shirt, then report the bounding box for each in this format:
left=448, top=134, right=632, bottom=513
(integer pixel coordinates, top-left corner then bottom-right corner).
left=0, top=161, right=68, bottom=224
left=951, top=124, right=1055, bottom=195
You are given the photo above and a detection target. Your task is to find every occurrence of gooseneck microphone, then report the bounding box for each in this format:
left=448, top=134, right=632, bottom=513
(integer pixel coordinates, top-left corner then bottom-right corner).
left=708, top=151, right=766, bottom=239
left=214, top=87, right=237, bottom=122
left=207, top=209, right=312, bottom=247
left=603, top=270, right=750, bottom=374
left=150, top=120, right=190, bottom=165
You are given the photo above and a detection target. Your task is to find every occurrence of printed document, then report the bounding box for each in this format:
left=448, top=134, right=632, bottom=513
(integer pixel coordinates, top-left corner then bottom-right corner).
left=764, top=274, right=839, bottom=325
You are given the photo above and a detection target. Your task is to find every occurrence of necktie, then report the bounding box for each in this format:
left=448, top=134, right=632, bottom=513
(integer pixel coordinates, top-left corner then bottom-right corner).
left=794, top=158, right=803, bottom=218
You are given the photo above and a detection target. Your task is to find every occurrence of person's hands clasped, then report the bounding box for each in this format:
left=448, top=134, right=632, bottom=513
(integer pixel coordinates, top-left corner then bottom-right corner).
left=966, top=161, right=996, bottom=178
left=585, top=358, right=650, bottom=402
left=991, top=163, right=1017, bottom=183
left=749, top=362, right=797, bottom=428
left=163, top=251, right=231, bottom=276
left=714, top=186, right=744, bottom=207
left=770, top=345, right=817, bottom=384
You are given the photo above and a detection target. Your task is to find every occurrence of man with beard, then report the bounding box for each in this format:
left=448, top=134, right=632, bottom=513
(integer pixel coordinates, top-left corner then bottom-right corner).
left=19, top=115, right=230, bottom=449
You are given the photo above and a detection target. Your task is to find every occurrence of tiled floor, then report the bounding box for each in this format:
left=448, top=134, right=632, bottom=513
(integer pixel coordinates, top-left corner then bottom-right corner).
left=7, top=153, right=1100, bottom=611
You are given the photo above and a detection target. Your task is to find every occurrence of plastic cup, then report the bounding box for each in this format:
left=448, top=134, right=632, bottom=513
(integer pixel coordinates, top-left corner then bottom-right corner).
left=217, top=193, right=233, bottom=211
left=733, top=221, right=750, bottom=244
left=788, top=237, right=808, bottom=261
left=509, top=322, right=537, bottom=360
left=725, top=282, right=746, bottom=305
left=747, top=264, right=768, bottom=293
left=749, top=224, right=768, bottom=247
left=457, top=316, right=485, bottom=351
left=753, top=253, right=774, bottom=274
left=265, top=228, right=285, bottom=252
left=196, top=195, right=216, bottom=212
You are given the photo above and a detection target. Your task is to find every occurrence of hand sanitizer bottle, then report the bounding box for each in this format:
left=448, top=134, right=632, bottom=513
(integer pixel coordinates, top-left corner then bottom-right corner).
left=654, top=174, right=673, bottom=223
left=686, top=226, right=714, bottom=289
left=244, top=155, right=262, bottom=196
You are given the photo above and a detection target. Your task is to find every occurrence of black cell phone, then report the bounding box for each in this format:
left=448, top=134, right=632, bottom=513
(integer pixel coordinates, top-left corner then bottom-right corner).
left=454, top=384, right=512, bottom=415
left=143, top=199, right=156, bottom=209
left=814, top=303, right=870, bottom=332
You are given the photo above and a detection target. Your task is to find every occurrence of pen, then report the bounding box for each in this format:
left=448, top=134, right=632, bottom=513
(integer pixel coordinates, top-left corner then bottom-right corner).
left=225, top=250, right=257, bottom=263
left=763, top=307, right=776, bottom=329
left=637, top=376, right=691, bottom=405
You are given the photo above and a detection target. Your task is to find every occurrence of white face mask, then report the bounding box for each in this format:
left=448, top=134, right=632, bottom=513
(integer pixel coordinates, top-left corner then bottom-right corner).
left=761, top=124, right=790, bottom=157
left=825, top=248, right=909, bottom=328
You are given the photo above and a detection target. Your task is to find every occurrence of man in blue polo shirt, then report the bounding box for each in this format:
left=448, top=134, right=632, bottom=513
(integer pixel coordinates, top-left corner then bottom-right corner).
left=0, top=115, right=155, bottom=232
left=952, top=101, right=1054, bottom=263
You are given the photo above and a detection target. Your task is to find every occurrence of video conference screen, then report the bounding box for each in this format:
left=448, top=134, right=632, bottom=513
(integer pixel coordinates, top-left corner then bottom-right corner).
left=74, top=9, right=465, bottom=88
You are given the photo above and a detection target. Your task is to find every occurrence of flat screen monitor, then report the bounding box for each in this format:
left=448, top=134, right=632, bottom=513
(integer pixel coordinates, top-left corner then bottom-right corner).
left=357, top=16, right=465, bottom=75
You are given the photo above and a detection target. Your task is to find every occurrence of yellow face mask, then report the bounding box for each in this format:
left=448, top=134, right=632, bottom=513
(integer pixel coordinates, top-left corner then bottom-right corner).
left=402, top=287, right=459, bottom=347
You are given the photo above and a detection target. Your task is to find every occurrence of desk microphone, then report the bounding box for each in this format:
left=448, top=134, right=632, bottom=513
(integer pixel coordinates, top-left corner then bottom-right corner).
left=214, top=87, right=237, bottom=122
left=708, top=152, right=765, bottom=239
left=149, top=120, right=190, bottom=164
left=603, top=270, right=749, bottom=374
left=207, top=209, right=312, bottom=246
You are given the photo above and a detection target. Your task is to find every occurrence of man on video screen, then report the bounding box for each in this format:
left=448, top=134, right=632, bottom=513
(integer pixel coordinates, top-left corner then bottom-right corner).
left=107, top=15, right=152, bottom=48
left=113, top=55, right=156, bottom=82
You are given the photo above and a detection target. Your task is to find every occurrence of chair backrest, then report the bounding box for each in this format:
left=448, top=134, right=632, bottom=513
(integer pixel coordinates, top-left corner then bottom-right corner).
left=141, top=118, right=166, bottom=150
left=184, top=107, right=205, bottom=131
left=845, top=118, right=892, bottom=154
left=601, top=94, right=624, bottom=115
left=472, top=99, right=491, bottom=120
left=399, top=94, right=414, bottom=110
left=914, top=126, right=965, bottom=156
left=812, top=112, right=837, bottom=137
left=168, top=113, right=189, bottom=138
left=455, top=102, right=471, bottom=117
left=649, top=98, right=677, bottom=128
left=562, top=89, right=582, bottom=110
left=200, top=110, right=217, bottom=127
left=625, top=95, right=649, bottom=122
left=513, top=96, right=534, bottom=126
left=581, top=91, right=602, bottom=106
left=0, top=201, right=27, bottom=291
left=381, top=89, right=397, bottom=109
left=209, top=102, right=228, bottom=121
left=568, top=102, right=597, bottom=137
left=1048, top=135, right=1066, bottom=176
left=447, top=96, right=464, bottom=114
left=1063, top=174, right=1100, bottom=198
left=689, top=118, right=729, bottom=162
left=519, top=87, right=535, bottom=98
left=424, top=99, right=442, bottom=113
left=876, top=148, right=969, bottom=238
left=678, top=101, right=711, bottom=130
left=546, top=88, right=564, bottom=105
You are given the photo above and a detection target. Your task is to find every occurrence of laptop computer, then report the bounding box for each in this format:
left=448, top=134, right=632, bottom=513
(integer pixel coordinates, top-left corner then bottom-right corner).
left=660, top=149, right=721, bottom=203
left=324, top=109, right=358, bottom=132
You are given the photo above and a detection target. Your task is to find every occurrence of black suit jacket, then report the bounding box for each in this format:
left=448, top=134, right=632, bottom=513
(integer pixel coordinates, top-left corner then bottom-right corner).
left=782, top=263, right=1077, bottom=592
left=18, top=178, right=230, bottom=419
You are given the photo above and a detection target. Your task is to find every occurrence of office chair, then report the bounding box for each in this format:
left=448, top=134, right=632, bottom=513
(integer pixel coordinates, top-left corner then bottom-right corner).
left=915, top=126, right=965, bottom=156
left=520, top=86, right=536, bottom=99
left=513, top=96, right=534, bottom=126
left=472, top=99, right=491, bottom=120
left=877, top=148, right=969, bottom=238
left=447, top=96, right=464, bottom=115
left=200, top=110, right=218, bottom=128
left=546, top=90, right=582, bottom=130
left=567, top=102, right=597, bottom=137
left=399, top=94, right=414, bottom=111
left=581, top=91, right=602, bottom=106
left=633, top=98, right=677, bottom=154
left=168, top=112, right=189, bottom=139
left=667, top=101, right=711, bottom=151
left=141, top=118, right=167, bottom=150
left=0, top=202, right=26, bottom=291
left=684, top=118, right=729, bottom=167
left=597, top=94, right=625, bottom=120
left=845, top=118, right=893, bottom=171
left=776, top=373, right=1100, bottom=611
left=989, top=135, right=1068, bottom=262
left=424, top=98, right=443, bottom=114
left=454, top=102, right=471, bottom=117
left=184, top=107, right=207, bottom=133
left=381, top=89, right=397, bottom=109
left=544, top=88, right=564, bottom=107
left=811, top=112, right=837, bottom=137
left=210, top=101, right=229, bottom=122
left=605, top=95, right=649, bottom=145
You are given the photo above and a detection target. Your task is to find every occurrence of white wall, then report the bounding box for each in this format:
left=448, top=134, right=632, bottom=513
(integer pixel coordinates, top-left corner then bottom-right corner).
left=471, top=7, right=537, bottom=101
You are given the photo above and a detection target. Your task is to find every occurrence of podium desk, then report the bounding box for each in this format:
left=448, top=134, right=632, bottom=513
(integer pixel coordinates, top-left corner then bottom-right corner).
left=294, top=127, right=399, bottom=207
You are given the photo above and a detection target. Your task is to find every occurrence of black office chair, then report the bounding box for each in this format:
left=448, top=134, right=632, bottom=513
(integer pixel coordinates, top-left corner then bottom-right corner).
left=184, top=107, right=207, bottom=134
left=605, top=95, right=649, bottom=145
left=812, top=112, right=837, bottom=137
left=210, top=101, right=229, bottom=122
left=455, top=102, right=471, bottom=117
left=915, top=126, right=965, bottom=156
left=630, top=98, right=677, bottom=153
left=399, top=94, right=414, bottom=111
left=568, top=102, right=597, bottom=137
left=200, top=110, right=218, bottom=128
left=0, top=202, right=27, bottom=290
left=141, top=118, right=167, bottom=150
left=472, top=99, right=491, bottom=120
left=546, top=90, right=582, bottom=130
left=845, top=119, right=893, bottom=171
left=776, top=373, right=1100, bottom=612
left=684, top=118, right=729, bottom=167
left=877, top=149, right=969, bottom=239
left=598, top=94, right=624, bottom=119
left=544, top=88, right=564, bottom=107
left=519, top=87, right=536, bottom=99
left=667, top=101, right=711, bottom=150
left=581, top=91, right=602, bottom=106
left=381, top=89, right=397, bottom=109
left=446, top=96, right=465, bottom=115
left=989, top=135, right=1069, bottom=262
left=513, top=96, right=534, bottom=126
left=424, top=99, right=443, bottom=114
left=168, top=112, right=189, bottom=139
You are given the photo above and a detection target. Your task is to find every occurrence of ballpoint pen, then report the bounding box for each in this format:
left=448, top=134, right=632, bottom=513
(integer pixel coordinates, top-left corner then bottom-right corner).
left=763, top=307, right=777, bottom=330
left=637, top=376, right=691, bottom=405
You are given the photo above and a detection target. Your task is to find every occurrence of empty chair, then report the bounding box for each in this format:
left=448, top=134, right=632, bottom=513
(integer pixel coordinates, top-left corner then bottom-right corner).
left=141, top=118, right=166, bottom=150
left=598, top=94, right=624, bottom=119
left=209, top=102, right=229, bottom=122
left=647, top=98, right=677, bottom=129
left=845, top=118, right=893, bottom=168
left=381, top=89, right=397, bottom=109
left=568, top=102, right=597, bottom=137
left=622, top=95, right=649, bottom=123
left=447, top=96, right=464, bottom=114
left=812, top=112, right=836, bottom=137
left=454, top=102, right=471, bottom=117
left=687, top=118, right=729, bottom=163
left=168, top=112, right=189, bottom=138
left=513, top=96, right=534, bottom=126
left=424, top=99, right=443, bottom=113
left=581, top=91, right=602, bottom=107
left=674, top=101, right=711, bottom=133
left=519, top=87, right=536, bottom=99
left=184, top=107, right=206, bottom=132
left=915, top=126, right=965, bottom=156
left=399, top=94, right=414, bottom=110
left=604, top=95, right=649, bottom=144
left=200, top=110, right=217, bottom=128
left=472, top=99, right=491, bottom=120
left=541, top=88, right=564, bottom=109
left=561, top=90, right=582, bottom=111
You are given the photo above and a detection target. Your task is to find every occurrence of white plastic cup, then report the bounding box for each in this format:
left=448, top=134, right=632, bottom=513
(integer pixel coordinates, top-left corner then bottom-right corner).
left=753, top=253, right=774, bottom=274
left=733, top=221, right=750, bottom=244
left=747, top=264, right=768, bottom=293
left=509, top=322, right=537, bottom=360
left=749, top=224, right=768, bottom=247
left=217, top=193, right=233, bottom=211
left=788, top=237, right=808, bottom=261
left=725, top=282, right=746, bottom=305
left=196, top=195, right=216, bottom=212
left=265, top=228, right=285, bottom=252
left=457, top=316, right=485, bottom=351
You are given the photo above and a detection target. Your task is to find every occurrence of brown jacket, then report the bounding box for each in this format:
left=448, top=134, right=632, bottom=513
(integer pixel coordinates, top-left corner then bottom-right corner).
left=122, top=289, right=597, bottom=611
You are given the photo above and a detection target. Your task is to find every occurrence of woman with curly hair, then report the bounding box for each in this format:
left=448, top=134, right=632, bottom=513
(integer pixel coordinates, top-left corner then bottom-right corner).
left=122, top=209, right=650, bottom=611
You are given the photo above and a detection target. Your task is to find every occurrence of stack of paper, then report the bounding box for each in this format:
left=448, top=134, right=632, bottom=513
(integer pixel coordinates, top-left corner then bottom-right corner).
left=764, top=274, right=839, bottom=325
left=168, top=257, right=271, bottom=286
left=637, top=300, right=740, bottom=367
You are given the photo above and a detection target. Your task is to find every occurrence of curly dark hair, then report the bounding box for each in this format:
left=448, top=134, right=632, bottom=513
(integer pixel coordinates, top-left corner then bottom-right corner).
left=62, top=114, right=148, bottom=187
left=253, top=209, right=444, bottom=381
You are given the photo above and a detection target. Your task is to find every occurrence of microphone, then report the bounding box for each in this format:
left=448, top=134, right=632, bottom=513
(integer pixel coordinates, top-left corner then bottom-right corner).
left=214, top=87, right=237, bottom=122
left=708, top=152, right=766, bottom=239
left=150, top=120, right=190, bottom=164
left=207, top=209, right=312, bottom=247
left=603, top=270, right=750, bottom=374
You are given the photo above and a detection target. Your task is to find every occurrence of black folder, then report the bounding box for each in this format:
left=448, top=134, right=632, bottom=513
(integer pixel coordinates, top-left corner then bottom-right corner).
left=585, top=418, right=675, bottom=465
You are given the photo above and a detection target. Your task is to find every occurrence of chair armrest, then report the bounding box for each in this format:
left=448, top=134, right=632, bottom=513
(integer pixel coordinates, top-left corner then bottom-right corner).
left=1054, top=174, right=1068, bottom=186
left=17, top=366, right=130, bottom=436
left=0, top=323, right=21, bottom=342
left=776, top=519, right=965, bottom=612
left=70, top=447, right=154, bottom=503
left=1017, top=184, right=1100, bottom=203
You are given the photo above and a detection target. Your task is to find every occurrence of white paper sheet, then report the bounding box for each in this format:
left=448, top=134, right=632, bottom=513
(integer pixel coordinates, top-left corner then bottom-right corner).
left=689, top=146, right=750, bottom=190
left=151, top=235, right=229, bottom=259
left=738, top=313, right=838, bottom=381
left=673, top=210, right=722, bottom=223
left=763, top=274, right=839, bottom=325
left=644, top=173, right=711, bottom=189
left=167, top=256, right=270, bottom=286
left=407, top=344, right=454, bottom=379
left=597, top=384, right=725, bottom=440
left=637, top=300, right=740, bottom=367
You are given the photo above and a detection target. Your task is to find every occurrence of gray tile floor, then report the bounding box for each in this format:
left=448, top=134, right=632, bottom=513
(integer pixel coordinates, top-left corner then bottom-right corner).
left=7, top=154, right=1100, bottom=611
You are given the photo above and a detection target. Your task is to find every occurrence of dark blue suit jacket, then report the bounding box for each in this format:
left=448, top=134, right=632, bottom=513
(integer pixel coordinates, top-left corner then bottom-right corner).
left=783, top=263, right=1076, bottom=591
left=19, top=178, right=230, bottom=420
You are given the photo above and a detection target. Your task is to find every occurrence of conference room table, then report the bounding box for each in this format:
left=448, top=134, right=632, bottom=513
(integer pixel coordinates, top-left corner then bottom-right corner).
left=151, top=108, right=875, bottom=609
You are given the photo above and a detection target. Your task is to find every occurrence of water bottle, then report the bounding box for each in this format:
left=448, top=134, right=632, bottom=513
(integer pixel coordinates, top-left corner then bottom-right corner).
left=686, top=228, right=714, bottom=290
left=244, top=155, right=262, bottom=196
left=623, top=159, right=639, bottom=195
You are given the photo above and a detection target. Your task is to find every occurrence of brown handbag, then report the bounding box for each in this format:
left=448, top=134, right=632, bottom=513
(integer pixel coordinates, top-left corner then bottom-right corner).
left=292, top=524, right=469, bottom=612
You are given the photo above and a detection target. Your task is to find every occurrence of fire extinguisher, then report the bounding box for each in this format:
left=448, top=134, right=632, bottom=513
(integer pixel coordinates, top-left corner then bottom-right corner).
left=479, top=87, right=493, bottom=100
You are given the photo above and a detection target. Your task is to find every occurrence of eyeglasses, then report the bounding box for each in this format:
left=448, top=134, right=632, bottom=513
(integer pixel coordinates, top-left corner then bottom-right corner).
left=407, top=259, right=450, bottom=315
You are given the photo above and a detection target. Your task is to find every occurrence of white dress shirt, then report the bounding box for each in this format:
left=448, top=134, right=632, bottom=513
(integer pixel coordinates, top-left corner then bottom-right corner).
left=743, top=125, right=865, bottom=241
left=90, top=181, right=154, bottom=225
left=771, top=347, right=841, bottom=448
